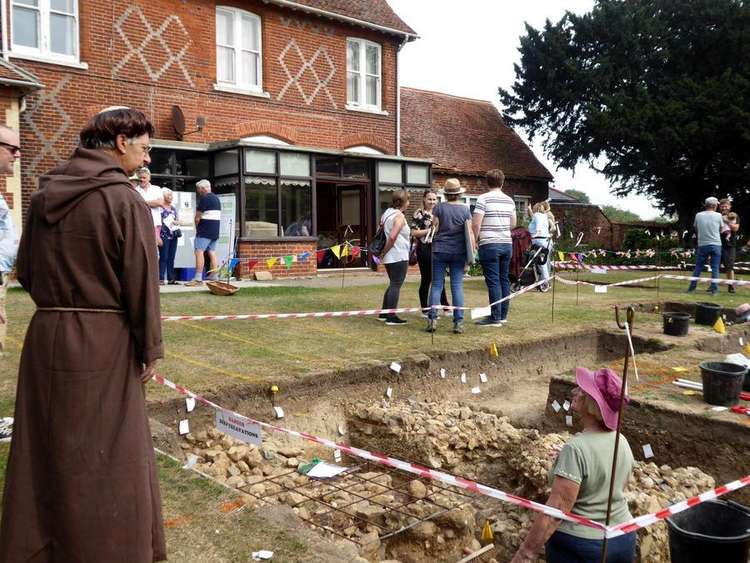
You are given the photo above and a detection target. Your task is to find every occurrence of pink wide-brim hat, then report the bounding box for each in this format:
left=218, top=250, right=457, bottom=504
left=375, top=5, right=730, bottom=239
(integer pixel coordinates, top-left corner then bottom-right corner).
left=575, top=367, right=629, bottom=431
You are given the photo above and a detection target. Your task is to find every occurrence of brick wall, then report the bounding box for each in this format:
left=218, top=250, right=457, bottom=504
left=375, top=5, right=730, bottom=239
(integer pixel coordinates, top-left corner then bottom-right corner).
left=0, top=89, right=21, bottom=228
left=433, top=172, right=549, bottom=201
left=10, top=0, right=401, bottom=216
left=237, top=239, right=317, bottom=279
left=550, top=203, right=615, bottom=249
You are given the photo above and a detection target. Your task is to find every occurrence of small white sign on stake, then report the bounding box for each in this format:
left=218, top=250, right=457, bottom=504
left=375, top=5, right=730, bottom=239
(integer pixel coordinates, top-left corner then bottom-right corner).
left=594, top=285, right=608, bottom=294
left=178, top=419, right=190, bottom=435
left=460, top=373, right=467, bottom=384
left=273, top=406, right=285, bottom=419
left=471, top=306, right=492, bottom=320
left=479, top=373, right=488, bottom=383
left=333, top=449, right=342, bottom=463
left=563, top=400, right=571, bottom=412
left=470, top=387, right=481, bottom=394
left=440, top=368, right=446, bottom=379
left=642, top=444, right=654, bottom=459
left=551, top=400, right=561, bottom=413
left=390, top=362, right=401, bottom=374
left=185, top=397, right=196, bottom=413
left=386, top=387, right=393, bottom=398
left=565, top=415, right=573, bottom=427
left=337, top=424, right=346, bottom=436
left=215, top=409, right=262, bottom=445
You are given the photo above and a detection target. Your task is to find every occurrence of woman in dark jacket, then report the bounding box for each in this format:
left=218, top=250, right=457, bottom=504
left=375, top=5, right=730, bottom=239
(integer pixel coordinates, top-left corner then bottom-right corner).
left=411, top=189, right=449, bottom=316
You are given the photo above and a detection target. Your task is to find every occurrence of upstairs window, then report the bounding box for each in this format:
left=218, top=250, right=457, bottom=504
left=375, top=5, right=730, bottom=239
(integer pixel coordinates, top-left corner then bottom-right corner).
left=346, top=38, right=381, bottom=109
left=12, top=0, right=79, bottom=61
left=216, top=7, right=262, bottom=91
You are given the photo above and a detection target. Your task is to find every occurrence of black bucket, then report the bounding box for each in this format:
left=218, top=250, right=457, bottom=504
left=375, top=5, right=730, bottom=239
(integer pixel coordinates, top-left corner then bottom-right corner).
left=663, top=312, right=690, bottom=336
left=695, top=302, right=721, bottom=326
left=699, top=361, right=747, bottom=406
left=745, top=371, right=750, bottom=392
left=667, top=500, right=750, bottom=563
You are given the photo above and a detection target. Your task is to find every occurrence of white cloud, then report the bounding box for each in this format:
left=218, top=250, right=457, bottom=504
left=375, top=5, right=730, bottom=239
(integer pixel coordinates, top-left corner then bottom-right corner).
left=390, top=0, right=662, bottom=219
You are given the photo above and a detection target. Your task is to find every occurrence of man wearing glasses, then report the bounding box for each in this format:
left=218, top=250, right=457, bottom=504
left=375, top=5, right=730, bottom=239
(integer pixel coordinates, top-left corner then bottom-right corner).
left=0, top=125, right=20, bottom=358
left=136, top=166, right=164, bottom=247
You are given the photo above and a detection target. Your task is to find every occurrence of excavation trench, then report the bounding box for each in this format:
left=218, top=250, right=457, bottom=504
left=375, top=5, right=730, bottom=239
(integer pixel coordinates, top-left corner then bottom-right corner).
left=151, top=318, right=749, bottom=563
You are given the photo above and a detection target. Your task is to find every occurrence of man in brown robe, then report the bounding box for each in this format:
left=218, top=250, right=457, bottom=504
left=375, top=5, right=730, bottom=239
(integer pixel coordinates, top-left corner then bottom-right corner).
left=0, top=107, right=166, bottom=562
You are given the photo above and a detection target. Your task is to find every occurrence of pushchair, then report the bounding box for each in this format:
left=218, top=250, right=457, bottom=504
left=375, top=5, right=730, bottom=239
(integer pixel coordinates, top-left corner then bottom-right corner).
left=512, top=243, right=551, bottom=292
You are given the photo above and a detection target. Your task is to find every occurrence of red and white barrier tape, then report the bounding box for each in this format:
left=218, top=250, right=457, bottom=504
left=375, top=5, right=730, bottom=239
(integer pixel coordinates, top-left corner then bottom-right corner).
left=553, top=263, right=676, bottom=271
left=555, top=275, right=660, bottom=288
left=161, top=275, right=551, bottom=322
left=661, top=274, right=750, bottom=286
left=609, top=474, right=750, bottom=537
left=151, top=372, right=607, bottom=531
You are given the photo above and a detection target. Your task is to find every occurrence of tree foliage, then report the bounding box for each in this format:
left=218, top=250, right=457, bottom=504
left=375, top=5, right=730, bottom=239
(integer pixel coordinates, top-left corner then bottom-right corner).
left=562, top=189, right=591, bottom=204
left=500, top=0, right=750, bottom=226
left=601, top=205, right=640, bottom=223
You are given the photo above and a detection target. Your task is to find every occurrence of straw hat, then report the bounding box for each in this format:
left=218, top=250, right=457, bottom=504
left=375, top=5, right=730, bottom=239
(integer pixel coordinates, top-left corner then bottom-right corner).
left=575, top=367, right=629, bottom=431
left=443, top=178, right=465, bottom=195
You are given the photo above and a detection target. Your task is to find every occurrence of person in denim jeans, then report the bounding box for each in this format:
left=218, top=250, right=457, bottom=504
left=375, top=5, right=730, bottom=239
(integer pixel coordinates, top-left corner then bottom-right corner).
left=472, top=169, right=516, bottom=327
left=688, top=197, right=723, bottom=295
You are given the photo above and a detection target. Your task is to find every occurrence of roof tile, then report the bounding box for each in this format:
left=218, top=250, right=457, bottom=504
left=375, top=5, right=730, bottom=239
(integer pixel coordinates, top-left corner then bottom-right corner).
left=273, top=0, right=416, bottom=35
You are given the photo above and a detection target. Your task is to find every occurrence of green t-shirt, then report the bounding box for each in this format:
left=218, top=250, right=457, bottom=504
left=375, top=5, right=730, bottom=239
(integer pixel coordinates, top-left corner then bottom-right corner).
left=549, top=431, right=634, bottom=539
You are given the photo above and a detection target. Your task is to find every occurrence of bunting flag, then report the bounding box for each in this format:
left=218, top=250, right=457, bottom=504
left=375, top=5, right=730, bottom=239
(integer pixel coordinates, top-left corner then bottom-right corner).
left=330, top=245, right=342, bottom=259
left=341, top=244, right=349, bottom=258
left=247, top=259, right=259, bottom=271
left=557, top=251, right=565, bottom=262
left=316, top=249, right=326, bottom=264
left=743, top=343, right=750, bottom=356
left=373, top=255, right=381, bottom=265
left=266, top=257, right=278, bottom=269
left=489, top=342, right=499, bottom=357
left=228, top=258, right=240, bottom=271
left=351, top=246, right=361, bottom=258
left=298, top=251, right=311, bottom=262
left=283, top=255, right=294, bottom=269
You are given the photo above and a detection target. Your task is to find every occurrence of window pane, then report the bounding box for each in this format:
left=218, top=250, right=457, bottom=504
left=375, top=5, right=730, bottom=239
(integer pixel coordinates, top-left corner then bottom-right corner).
left=245, top=176, right=278, bottom=237
left=406, top=164, right=429, bottom=185
left=14, top=0, right=37, bottom=6
left=240, top=51, right=259, bottom=86
left=281, top=180, right=311, bottom=237
left=245, top=149, right=276, bottom=174
left=12, top=7, right=39, bottom=48
left=315, top=157, right=339, bottom=176
left=279, top=153, right=309, bottom=177
left=216, top=10, right=233, bottom=45
left=217, top=46, right=235, bottom=82
left=241, top=16, right=259, bottom=51
left=347, top=72, right=359, bottom=104
left=50, top=14, right=75, bottom=55
left=365, top=75, right=378, bottom=106
left=378, top=162, right=401, bottom=184
left=148, top=150, right=173, bottom=175
left=366, top=44, right=379, bottom=74
left=176, top=151, right=210, bottom=177
left=342, top=158, right=368, bottom=178
left=214, top=150, right=239, bottom=175
left=347, top=40, right=359, bottom=71
left=50, top=0, right=73, bottom=13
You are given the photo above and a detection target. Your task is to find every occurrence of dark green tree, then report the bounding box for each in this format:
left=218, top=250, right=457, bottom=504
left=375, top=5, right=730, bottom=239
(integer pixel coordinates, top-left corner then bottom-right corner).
left=562, top=189, right=591, bottom=203
left=500, top=0, right=750, bottom=227
left=601, top=205, right=640, bottom=223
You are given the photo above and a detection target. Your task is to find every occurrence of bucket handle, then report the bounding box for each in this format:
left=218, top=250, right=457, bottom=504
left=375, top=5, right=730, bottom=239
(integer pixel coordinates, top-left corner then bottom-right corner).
left=725, top=499, right=750, bottom=517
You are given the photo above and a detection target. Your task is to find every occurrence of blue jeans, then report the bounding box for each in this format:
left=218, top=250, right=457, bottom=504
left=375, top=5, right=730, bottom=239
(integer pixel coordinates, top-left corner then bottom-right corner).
left=545, top=530, right=636, bottom=563
left=688, top=244, right=721, bottom=292
left=479, top=243, right=512, bottom=321
left=159, top=236, right=178, bottom=281
left=429, top=252, right=466, bottom=322
left=533, top=239, right=551, bottom=281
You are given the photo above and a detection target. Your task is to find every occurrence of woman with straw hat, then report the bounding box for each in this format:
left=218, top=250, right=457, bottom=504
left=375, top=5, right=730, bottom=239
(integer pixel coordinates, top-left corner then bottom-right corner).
left=511, top=367, right=636, bottom=563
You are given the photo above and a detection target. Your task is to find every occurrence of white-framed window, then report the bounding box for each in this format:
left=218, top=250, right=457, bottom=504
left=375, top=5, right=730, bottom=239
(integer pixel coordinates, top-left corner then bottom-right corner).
left=346, top=38, right=381, bottom=109
left=11, top=0, right=79, bottom=62
left=514, top=196, right=531, bottom=217
left=216, top=7, right=262, bottom=91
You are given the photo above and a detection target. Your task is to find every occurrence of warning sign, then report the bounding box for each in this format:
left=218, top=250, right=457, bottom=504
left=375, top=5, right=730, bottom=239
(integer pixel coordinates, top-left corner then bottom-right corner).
left=215, top=410, right=262, bottom=446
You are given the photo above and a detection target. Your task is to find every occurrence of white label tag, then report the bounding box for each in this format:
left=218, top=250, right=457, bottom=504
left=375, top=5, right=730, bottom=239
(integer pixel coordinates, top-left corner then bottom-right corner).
left=337, top=424, right=346, bottom=436
left=440, top=368, right=446, bottom=379
left=551, top=400, right=561, bottom=413
left=711, top=406, right=728, bottom=412
left=178, top=419, right=190, bottom=435
left=471, top=306, right=492, bottom=320
left=390, top=362, right=401, bottom=373
left=563, top=400, right=571, bottom=412
left=590, top=267, right=608, bottom=274
left=479, top=373, right=488, bottom=383
left=333, top=449, right=342, bottom=463
left=740, top=337, right=744, bottom=346
left=460, top=373, right=467, bottom=384
left=386, top=387, right=393, bottom=398
left=185, top=397, right=196, bottom=413
left=565, top=415, right=573, bottom=427
left=594, top=285, right=608, bottom=293
left=273, top=406, right=285, bottom=419
left=215, top=409, right=262, bottom=445
left=182, top=454, right=198, bottom=469
left=642, top=444, right=654, bottom=459
left=471, top=387, right=481, bottom=394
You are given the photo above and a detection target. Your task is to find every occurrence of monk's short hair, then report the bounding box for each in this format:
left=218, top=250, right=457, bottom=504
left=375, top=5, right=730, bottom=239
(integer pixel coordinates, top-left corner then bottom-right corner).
left=79, top=107, right=155, bottom=150
left=486, top=169, right=505, bottom=188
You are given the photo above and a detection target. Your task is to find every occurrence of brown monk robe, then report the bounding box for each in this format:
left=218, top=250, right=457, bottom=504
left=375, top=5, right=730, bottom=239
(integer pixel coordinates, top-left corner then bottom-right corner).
left=0, top=148, right=166, bottom=562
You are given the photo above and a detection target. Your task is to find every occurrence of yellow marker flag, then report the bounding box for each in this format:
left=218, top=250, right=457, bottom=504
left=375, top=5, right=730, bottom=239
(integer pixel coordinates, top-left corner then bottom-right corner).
left=713, top=317, right=726, bottom=335
left=558, top=251, right=565, bottom=262
left=330, top=245, right=341, bottom=259
left=341, top=244, right=349, bottom=257
left=490, top=342, right=499, bottom=357
left=480, top=519, right=494, bottom=545
left=266, top=257, right=278, bottom=269
left=744, top=343, right=750, bottom=356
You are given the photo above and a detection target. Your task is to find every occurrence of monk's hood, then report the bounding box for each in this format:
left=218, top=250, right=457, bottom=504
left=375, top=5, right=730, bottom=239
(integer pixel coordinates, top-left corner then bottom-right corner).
left=36, top=147, right=132, bottom=224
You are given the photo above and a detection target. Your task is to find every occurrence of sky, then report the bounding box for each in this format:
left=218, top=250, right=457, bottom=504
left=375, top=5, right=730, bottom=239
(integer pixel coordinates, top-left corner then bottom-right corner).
left=389, top=0, right=662, bottom=219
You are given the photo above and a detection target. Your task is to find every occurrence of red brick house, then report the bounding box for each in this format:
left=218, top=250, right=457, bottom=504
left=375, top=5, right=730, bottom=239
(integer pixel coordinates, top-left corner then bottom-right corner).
left=400, top=87, right=552, bottom=216
left=2, top=0, right=437, bottom=276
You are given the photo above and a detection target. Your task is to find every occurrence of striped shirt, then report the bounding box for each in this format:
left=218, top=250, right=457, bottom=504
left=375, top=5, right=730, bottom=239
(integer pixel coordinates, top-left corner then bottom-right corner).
left=473, top=190, right=515, bottom=245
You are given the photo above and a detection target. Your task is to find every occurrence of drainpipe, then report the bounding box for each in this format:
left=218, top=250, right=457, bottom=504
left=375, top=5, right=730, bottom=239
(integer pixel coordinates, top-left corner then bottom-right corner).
left=1, top=0, right=9, bottom=60
left=395, top=38, right=407, bottom=156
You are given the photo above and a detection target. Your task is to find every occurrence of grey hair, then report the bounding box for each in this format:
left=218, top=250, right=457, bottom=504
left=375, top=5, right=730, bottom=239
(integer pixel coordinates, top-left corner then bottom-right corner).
left=196, top=179, right=211, bottom=191
left=137, top=167, right=151, bottom=176
left=161, top=187, right=173, bottom=198
left=583, top=394, right=604, bottom=423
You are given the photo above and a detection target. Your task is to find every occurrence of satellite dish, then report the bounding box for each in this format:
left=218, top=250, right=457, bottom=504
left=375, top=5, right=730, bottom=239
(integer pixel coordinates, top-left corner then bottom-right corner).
left=171, top=105, right=186, bottom=139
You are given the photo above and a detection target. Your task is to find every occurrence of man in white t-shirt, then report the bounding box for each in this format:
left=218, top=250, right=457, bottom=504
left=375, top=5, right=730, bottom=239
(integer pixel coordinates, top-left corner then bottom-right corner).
left=472, top=168, right=517, bottom=327
left=136, top=167, right=164, bottom=247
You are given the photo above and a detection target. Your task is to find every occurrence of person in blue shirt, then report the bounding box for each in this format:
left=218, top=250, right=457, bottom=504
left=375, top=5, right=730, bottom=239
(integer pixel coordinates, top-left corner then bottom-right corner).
left=0, top=125, right=20, bottom=358
left=528, top=203, right=552, bottom=291
left=186, top=179, right=222, bottom=286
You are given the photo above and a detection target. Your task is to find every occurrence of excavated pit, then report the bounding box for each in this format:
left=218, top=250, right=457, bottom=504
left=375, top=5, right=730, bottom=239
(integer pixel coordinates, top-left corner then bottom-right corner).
left=151, top=311, right=750, bottom=563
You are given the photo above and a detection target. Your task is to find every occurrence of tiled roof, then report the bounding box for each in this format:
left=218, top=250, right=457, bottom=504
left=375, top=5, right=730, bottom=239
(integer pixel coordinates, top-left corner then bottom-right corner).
left=0, top=59, right=42, bottom=91
left=400, top=88, right=553, bottom=180
left=265, top=0, right=417, bottom=36
left=548, top=187, right=581, bottom=202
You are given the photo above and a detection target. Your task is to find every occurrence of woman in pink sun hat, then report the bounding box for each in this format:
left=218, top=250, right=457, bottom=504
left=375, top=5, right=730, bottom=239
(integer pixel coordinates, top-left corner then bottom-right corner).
left=512, top=368, right=637, bottom=563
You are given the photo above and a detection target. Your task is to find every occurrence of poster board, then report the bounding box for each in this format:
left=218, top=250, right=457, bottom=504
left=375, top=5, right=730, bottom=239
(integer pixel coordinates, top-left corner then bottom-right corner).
left=173, top=191, right=196, bottom=269
left=216, top=194, right=237, bottom=266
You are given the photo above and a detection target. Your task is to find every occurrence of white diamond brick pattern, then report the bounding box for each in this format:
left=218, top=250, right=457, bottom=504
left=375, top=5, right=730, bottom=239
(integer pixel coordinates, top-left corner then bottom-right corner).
left=277, top=39, right=337, bottom=108
left=21, top=74, right=73, bottom=178
left=113, top=5, right=194, bottom=87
